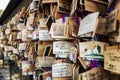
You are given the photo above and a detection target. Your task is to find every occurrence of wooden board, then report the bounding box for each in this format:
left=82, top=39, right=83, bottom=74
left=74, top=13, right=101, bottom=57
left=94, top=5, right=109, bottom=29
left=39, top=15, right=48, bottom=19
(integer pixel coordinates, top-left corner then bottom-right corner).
left=53, top=77, right=72, bottom=80
left=95, top=17, right=107, bottom=35
left=57, top=0, right=71, bottom=13
left=39, top=30, right=51, bottom=40
left=38, top=41, right=53, bottom=56
left=79, top=41, right=108, bottom=58
left=104, top=48, right=120, bottom=74
left=21, top=61, right=35, bottom=75
left=109, top=34, right=120, bottom=42
left=70, top=0, right=78, bottom=16
left=106, top=9, right=118, bottom=33
left=0, top=68, right=10, bottom=80
left=42, top=0, right=57, bottom=4
left=78, top=12, right=99, bottom=37
left=84, top=0, right=107, bottom=13
left=36, top=57, right=55, bottom=67
left=52, top=63, right=72, bottom=77
left=79, top=67, right=109, bottom=80
left=53, top=41, right=74, bottom=55
left=50, top=23, right=65, bottom=38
